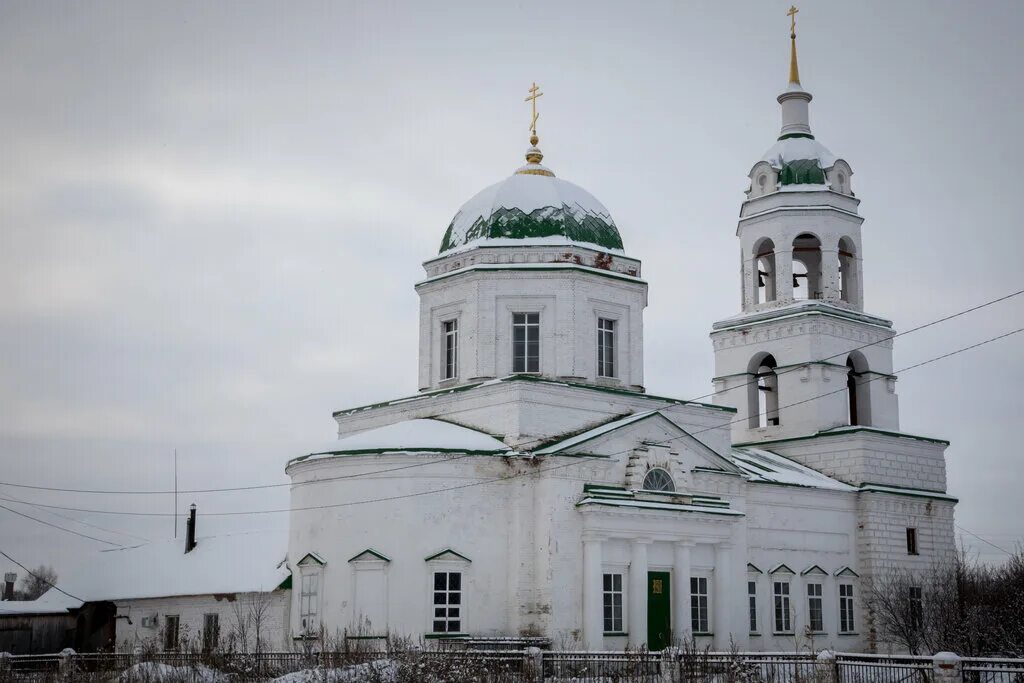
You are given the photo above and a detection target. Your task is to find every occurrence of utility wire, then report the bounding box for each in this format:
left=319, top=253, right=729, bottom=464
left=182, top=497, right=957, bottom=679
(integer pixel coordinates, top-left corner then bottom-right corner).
left=4, top=326, right=1019, bottom=519
left=956, top=524, right=1015, bottom=556
left=0, top=490, right=149, bottom=543
left=1, top=288, right=1021, bottom=498
left=0, top=547, right=83, bottom=602
left=0, top=504, right=123, bottom=547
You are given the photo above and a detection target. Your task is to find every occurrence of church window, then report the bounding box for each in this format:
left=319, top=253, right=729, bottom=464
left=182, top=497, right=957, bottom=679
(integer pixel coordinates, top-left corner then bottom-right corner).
left=906, top=528, right=919, bottom=555
left=597, top=318, right=616, bottom=378
left=300, top=572, right=320, bottom=634
left=838, top=237, right=856, bottom=304
left=432, top=571, right=462, bottom=633
left=642, top=467, right=675, bottom=492
left=512, top=313, right=540, bottom=373
left=748, top=581, right=758, bottom=633
left=163, top=614, right=179, bottom=651
left=839, top=584, right=855, bottom=633
left=773, top=581, right=793, bottom=633
left=202, top=613, right=219, bottom=653
left=602, top=573, right=624, bottom=633
left=690, top=577, right=709, bottom=633
left=750, top=354, right=780, bottom=428
left=753, top=239, right=777, bottom=304
left=807, top=582, right=824, bottom=632
left=909, top=586, right=923, bottom=628
left=846, top=351, right=871, bottom=426
left=758, top=174, right=767, bottom=190
left=442, top=319, right=458, bottom=380
left=792, top=233, right=823, bottom=300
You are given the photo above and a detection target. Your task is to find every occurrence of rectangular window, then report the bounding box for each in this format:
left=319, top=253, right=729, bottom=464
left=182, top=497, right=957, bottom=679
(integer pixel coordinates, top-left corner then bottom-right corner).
left=839, top=584, right=855, bottom=633
left=773, top=581, right=792, bottom=633
left=807, top=583, right=824, bottom=632
left=512, top=313, right=540, bottom=373
left=300, top=572, right=319, bottom=633
left=202, top=613, right=219, bottom=653
left=690, top=577, right=709, bottom=633
left=442, top=319, right=459, bottom=380
left=432, top=571, right=462, bottom=633
left=597, top=318, right=616, bottom=378
left=602, top=573, right=624, bottom=633
left=748, top=581, right=758, bottom=633
left=909, top=586, right=923, bottom=628
left=907, top=528, right=919, bottom=555
left=163, top=615, right=179, bottom=651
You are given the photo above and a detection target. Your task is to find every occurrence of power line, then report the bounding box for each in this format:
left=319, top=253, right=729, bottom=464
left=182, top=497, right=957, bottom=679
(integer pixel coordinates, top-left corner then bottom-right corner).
left=956, top=524, right=1015, bottom=556
left=4, top=326, right=1019, bottom=519
left=0, top=548, right=83, bottom=602
left=0, top=490, right=149, bottom=543
left=0, top=504, right=123, bottom=547
left=1, top=287, right=1021, bottom=498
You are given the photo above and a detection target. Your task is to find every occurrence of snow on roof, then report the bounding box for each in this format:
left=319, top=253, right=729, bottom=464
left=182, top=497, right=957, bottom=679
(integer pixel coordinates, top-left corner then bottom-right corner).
left=0, top=591, right=81, bottom=616
left=439, top=234, right=625, bottom=257
left=300, top=419, right=510, bottom=460
left=729, top=447, right=855, bottom=492
left=48, top=529, right=289, bottom=603
left=534, top=411, right=659, bottom=454
left=761, top=137, right=837, bottom=170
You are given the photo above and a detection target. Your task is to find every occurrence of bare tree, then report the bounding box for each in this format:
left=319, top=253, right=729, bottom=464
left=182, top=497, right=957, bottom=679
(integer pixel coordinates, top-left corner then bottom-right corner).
left=247, top=591, right=275, bottom=655
left=17, top=565, right=57, bottom=600
left=867, top=549, right=1024, bottom=656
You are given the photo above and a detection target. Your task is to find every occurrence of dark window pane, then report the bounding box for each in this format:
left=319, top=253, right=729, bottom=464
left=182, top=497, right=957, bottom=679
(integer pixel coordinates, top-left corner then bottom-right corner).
left=449, top=573, right=461, bottom=590
left=433, top=621, right=445, bottom=632
left=603, top=575, right=611, bottom=591
left=434, top=573, right=445, bottom=590
left=435, top=608, right=445, bottom=618
left=450, top=621, right=460, bottom=632
left=448, top=592, right=460, bottom=605
left=434, top=592, right=446, bottom=605
left=448, top=608, right=459, bottom=617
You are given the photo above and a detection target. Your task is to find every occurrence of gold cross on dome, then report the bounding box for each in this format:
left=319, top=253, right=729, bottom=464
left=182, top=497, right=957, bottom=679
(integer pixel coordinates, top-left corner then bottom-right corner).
left=525, top=82, right=544, bottom=136
left=787, top=5, right=799, bottom=36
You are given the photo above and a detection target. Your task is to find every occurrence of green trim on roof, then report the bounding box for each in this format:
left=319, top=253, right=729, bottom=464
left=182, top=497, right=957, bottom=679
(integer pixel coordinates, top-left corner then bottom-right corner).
left=333, top=375, right=735, bottom=418
left=733, top=426, right=949, bottom=449
left=348, top=548, right=392, bottom=563
left=288, top=447, right=509, bottom=466
left=858, top=484, right=958, bottom=503
left=779, top=159, right=826, bottom=185
left=693, top=466, right=743, bottom=477
left=835, top=566, right=860, bottom=578
left=297, top=552, right=326, bottom=566
left=777, top=133, right=815, bottom=141
left=277, top=575, right=292, bottom=590
left=425, top=548, right=472, bottom=563
left=801, top=564, right=828, bottom=576
left=747, top=563, right=764, bottom=574
left=417, top=263, right=646, bottom=288
left=440, top=204, right=624, bottom=254
left=769, top=563, right=795, bottom=575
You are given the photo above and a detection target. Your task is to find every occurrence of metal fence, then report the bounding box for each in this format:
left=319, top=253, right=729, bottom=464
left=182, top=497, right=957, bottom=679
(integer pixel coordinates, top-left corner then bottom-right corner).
left=0, top=649, right=1021, bottom=683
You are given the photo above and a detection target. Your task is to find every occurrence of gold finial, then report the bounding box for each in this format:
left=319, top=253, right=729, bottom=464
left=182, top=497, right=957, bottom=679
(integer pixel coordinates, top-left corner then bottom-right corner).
left=787, top=5, right=801, bottom=85
left=525, top=82, right=543, bottom=139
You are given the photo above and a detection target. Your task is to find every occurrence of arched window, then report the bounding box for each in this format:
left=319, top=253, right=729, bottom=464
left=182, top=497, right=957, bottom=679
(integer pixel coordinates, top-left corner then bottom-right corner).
left=753, top=239, right=777, bottom=304
left=846, top=352, right=871, bottom=426
left=792, top=234, right=822, bottom=300
left=748, top=353, right=780, bottom=428
left=642, top=468, right=675, bottom=492
left=838, top=237, right=857, bottom=305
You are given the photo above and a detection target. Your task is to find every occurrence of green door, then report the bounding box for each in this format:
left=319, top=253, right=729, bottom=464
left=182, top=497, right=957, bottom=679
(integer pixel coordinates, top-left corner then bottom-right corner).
left=647, top=571, right=672, bottom=651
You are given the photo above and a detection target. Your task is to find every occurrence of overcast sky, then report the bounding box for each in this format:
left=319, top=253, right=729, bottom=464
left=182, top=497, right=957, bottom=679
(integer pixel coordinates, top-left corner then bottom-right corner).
left=1, top=0, right=1022, bottom=586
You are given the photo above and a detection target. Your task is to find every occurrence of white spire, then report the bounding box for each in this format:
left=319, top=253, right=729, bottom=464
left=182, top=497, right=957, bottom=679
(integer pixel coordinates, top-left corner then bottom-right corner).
left=777, top=6, right=814, bottom=140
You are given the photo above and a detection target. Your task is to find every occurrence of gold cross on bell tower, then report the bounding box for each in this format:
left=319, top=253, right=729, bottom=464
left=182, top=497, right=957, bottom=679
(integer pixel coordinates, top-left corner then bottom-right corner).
left=525, top=82, right=543, bottom=140
left=787, top=5, right=799, bottom=36
left=787, top=6, right=801, bottom=85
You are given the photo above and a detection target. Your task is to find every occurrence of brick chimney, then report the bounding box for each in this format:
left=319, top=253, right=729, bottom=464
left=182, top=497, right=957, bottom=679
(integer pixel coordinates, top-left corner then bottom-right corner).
left=3, top=573, right=16, bottom=600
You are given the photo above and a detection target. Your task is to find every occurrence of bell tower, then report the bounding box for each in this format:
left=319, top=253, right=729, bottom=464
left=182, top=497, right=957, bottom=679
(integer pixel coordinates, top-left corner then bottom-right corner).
left=710, top=8, right=899, bottom=445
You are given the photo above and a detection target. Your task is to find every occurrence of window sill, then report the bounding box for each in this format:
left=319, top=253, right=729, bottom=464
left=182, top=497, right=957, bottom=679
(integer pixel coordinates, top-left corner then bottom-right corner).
left=603, top=632, right=628, bottom=637
left=749, top=632, right=761, bottom=637
left=424, top=633, right=469, bottom=639
left=773, top=632, right=796, bottom=636
left=838, top=632, right=860, bottom=636
left=806, top=631, right=828, bottom=636
left=692, top=632, right=713, bottom=637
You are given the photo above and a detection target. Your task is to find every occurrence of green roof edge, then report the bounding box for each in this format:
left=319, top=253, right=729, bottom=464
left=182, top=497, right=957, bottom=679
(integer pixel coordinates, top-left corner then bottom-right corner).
left=733, top=426, right=949, bottom=448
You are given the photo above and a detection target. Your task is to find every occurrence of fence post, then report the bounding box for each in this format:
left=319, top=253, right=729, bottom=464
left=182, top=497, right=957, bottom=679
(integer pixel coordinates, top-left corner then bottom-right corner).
left=816, top=649, right=837, bottom=683
left=524, top=646, right=542, bottom=682
left=58, top=648, right=75, bottom=680
left=661, top=646, right=680, bottom=683
left=933, top=652, right=963, bottom=683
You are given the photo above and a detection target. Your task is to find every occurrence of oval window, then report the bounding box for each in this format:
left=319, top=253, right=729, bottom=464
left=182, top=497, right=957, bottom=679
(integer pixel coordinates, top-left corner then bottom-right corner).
left=642, top=468, right=675, bottom=492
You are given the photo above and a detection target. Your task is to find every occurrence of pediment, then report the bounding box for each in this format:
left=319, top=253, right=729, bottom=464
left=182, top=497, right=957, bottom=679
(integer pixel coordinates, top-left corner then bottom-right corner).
left=348, top=548, right=391, bottom=563
left=424, top=548, right=472, bottom=563
left=801, top=564, right=828, bottom=576
left=834, top=566, right=860, bottom=578
left=747, top=563, right=764, bottom=574
left=297, top=552, right=326, bottom=567
left=768, top=563, right=795, bottom=575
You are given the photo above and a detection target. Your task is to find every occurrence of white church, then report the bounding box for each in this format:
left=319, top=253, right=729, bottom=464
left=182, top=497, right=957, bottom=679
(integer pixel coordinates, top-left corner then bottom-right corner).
left=280, top=16, right=957, bottom=654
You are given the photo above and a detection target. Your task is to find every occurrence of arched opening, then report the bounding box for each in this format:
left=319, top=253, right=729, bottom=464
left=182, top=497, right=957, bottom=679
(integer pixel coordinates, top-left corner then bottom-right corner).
left=753, top=238, right=777, bottom=304
left=846, top=351, right=872, bottom=426
left=643, top=467, right=675, bottom=492
left=748, top=353, right=780, bottom=428
left=792, top=233, right=823, bottom=300
left=838, top=237, right=856, bottom=304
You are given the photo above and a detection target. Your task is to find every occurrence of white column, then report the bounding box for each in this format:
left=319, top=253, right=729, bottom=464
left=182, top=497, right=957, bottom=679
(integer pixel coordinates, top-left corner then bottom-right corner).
left=628, top=539, right=651, bottom=647
left=713, top=542, right=733, bottom=650
left=673, top=542, right=693, bottom=644
left=582, top=537, right=604, bottom=650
